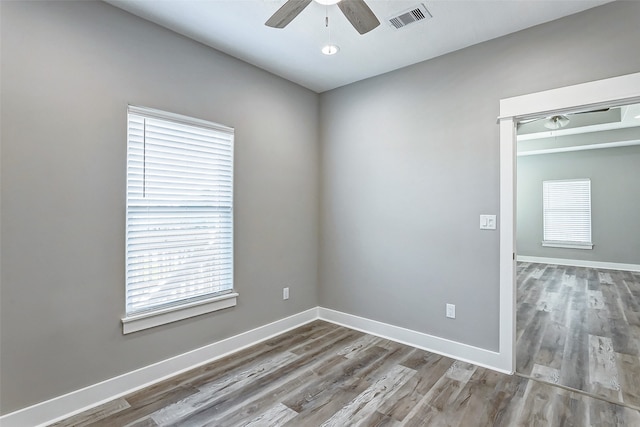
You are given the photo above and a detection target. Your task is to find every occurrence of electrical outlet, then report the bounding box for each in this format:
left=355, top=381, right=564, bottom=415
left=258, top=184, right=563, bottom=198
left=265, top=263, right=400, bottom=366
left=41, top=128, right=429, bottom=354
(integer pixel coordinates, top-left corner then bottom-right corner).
left=446, top=303, right=456, bottom=319
left=283, top=287, right=289, bottom=300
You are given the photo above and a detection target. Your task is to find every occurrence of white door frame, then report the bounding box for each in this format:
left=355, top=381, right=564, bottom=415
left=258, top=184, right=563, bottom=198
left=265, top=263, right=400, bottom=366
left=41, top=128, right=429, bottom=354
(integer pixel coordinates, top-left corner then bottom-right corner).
left=497, top=72, right=640, bottom=374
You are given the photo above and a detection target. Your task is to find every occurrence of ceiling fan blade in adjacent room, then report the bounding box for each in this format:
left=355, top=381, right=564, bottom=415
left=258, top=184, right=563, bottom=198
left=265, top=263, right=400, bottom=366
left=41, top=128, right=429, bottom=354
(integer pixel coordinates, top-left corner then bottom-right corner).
left=571, top=108, right=610, bottom=115
left=338, top=0, right=380, bottom=35
left=265, top=0, right=312, bottom=28
left=516, top=118, right=538, bottom=127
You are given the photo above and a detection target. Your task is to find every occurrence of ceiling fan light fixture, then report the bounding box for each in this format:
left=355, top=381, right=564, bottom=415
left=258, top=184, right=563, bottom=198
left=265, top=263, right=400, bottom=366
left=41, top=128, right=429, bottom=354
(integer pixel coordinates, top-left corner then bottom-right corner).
left=544, top=115, right=570, bottom=130
left=321, top=44, right=340, bottom=55
left=315, top=0, right=342, bottom=5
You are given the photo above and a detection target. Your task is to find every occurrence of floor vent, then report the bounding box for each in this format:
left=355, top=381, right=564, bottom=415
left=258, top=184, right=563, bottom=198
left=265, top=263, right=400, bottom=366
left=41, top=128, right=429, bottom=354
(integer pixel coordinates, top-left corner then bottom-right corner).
left=388, top=4, right=432, bottom=30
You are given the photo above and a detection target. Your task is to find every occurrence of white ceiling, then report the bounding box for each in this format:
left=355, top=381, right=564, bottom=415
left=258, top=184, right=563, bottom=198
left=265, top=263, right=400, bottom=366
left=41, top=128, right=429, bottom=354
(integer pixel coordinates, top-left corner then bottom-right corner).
left=106, top=0, right=613, bottom=93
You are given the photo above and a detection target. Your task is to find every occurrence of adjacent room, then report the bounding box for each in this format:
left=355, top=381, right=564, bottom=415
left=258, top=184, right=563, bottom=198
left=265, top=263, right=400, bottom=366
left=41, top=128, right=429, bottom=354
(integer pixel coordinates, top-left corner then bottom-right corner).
left=1, top=0, right=640, bottom=425
left=515, top=104, right=640, bottom=405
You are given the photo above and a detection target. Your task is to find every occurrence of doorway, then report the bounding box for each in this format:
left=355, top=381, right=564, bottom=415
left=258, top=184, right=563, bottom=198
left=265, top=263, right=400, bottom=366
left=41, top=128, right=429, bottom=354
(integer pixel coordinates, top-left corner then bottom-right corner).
left=496, top=71, right=640, bottom=376
left=514, top=103, right=640, bottom=405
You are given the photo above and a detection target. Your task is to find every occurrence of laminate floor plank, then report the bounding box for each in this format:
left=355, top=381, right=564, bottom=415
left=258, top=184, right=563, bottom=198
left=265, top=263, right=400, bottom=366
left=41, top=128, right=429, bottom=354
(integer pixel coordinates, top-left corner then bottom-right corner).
left=487, top=375, right=530, bottom=427
left=515, top=302, right=536, bottom=341
left=588, top=335, right=622, bottom=402
left=53, top=317, right=640, bottom=426
left=336, top=334, right=381, bottom=359
left=448, top=368, right=503, bottom=427
left=516, top=310, right=549, bottom=375
left=123, top=419, right=158, bottom=427
left=517, top=262, right=640, bottom=408
left=617, top=352, right=640, bottom=407
left=560, top=309, right=589, bottom=390
left=319, top=364, right=416, bottom=427
left=240, top=403, right=297, bottom=427
left=379, top=353, right=453, bottom=421
left=117, top=320, right=334, bottom=409
left=283, top=345, right=387, bottom=413
left=95, top=386, right=199, bottom=427
left=280, top=344, right=415, bottom=427
left=515, top=378, right=555, bottom=427
left=280, top=377, right=373, bottom=427
left=168, top=329, right=365, bottom=426
left=147, top=350, right=301, bottom=425
left=483, top=374, right=529, bottom=426
left=49, top=398, right=130, bottom=427
left=534, top=320, right=567, bottom=370
left=531, top=364, right=560, bottom=385
left=207, top=368, right=313, bottom=427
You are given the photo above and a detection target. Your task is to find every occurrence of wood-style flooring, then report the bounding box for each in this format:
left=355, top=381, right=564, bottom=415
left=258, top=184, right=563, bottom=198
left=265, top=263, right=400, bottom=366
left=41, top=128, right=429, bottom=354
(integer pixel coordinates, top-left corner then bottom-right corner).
left=516, top=262, right=640, bottom=409
left=52, top=320, right=640, bottom=426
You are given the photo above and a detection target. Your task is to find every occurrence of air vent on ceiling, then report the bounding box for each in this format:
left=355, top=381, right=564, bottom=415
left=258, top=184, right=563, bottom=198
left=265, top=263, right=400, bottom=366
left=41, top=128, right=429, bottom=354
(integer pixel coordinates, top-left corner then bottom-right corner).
left=388, top=4, right=432, bottom=30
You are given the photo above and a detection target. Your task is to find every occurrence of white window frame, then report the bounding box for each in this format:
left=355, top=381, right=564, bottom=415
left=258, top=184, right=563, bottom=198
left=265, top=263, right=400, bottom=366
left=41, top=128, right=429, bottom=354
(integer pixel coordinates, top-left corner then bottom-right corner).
left=542, top=178, right=593, bottom=250
left=122, top=106, right=237, bottom=334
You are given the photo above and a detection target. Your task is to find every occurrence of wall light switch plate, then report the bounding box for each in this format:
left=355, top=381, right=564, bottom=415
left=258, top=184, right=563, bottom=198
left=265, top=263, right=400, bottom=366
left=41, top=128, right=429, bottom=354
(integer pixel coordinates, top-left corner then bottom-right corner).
left=480, top=214, right=497, bottom=230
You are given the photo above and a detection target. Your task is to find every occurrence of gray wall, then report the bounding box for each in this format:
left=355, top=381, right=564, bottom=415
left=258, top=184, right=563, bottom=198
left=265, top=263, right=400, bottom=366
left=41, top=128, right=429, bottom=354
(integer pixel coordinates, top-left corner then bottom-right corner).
left=319, top=1, right=640, bottom=351
left=3, top=0, right=640, bottom=417
left=0, top=1, right=319, bottom=414
left=517, top=146, right=640, bottom=264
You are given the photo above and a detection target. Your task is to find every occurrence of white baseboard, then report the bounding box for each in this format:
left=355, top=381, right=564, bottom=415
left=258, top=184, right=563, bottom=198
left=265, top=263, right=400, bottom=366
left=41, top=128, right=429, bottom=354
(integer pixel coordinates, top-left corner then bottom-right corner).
left=0, top=307, right=319, bottom=427
left=517, top=255, right=640, bottom=272
left=317, top=307, right=511, bottom=375
left=1, top=305, right=513, bottom=426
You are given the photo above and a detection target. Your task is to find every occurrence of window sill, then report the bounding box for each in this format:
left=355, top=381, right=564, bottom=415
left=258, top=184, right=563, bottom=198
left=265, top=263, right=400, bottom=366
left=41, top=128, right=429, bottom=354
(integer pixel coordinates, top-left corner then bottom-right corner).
left=542, top=241, right=593, bottom=250
left=121, top=292, right=239, bottom=334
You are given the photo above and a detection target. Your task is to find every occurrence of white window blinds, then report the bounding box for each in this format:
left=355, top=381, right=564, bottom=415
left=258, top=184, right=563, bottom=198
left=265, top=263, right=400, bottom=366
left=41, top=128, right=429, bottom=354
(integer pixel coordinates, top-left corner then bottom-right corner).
left=126, top=106, right=234, bottom=316
left=542, top=179, right=592, bottom=249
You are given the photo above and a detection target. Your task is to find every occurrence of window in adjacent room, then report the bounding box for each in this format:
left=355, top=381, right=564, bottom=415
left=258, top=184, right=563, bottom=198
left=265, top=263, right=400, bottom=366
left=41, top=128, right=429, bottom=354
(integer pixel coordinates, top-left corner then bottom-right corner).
left=542, top=178, right=593, bottom=250
left=122, top=106, right=236, bottom=334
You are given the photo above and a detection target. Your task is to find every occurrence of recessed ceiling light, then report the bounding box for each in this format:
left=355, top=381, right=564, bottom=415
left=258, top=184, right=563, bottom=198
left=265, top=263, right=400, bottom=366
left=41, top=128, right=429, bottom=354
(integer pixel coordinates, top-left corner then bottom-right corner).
left=635, top=114, right=640, bottom=119
left=321, top=44, right=340, bottom=55
left=315, top=0, right=341, bottom=5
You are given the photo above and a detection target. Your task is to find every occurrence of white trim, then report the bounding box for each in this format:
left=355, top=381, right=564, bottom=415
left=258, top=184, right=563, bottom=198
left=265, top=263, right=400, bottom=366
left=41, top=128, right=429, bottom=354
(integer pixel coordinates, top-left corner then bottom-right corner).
left=499, top=117, right=516, bottom=374
left=0, top=308, right=319, bottom=427
left=121, top=293, right=239, bottom=334
left=499, top=72, right=640, bottom=380
left=1, top=305, right=521, bottom=426
left=317, top=307, right=511, bottom=375
left=517, top=139, right=640, bottom=157
left=127, top=105, right=234, bottom=133
left=517, top=255, right=640, bottom=272
left=498, top=73, right=640, bottom=120
left=541, top=241, right=593, bottom=250
left=1, top=304, right=516, bottom=426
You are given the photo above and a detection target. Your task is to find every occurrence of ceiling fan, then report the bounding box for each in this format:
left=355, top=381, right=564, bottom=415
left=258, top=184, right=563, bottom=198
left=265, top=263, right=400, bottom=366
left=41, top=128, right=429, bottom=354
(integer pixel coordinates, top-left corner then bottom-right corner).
left=265, top=0, right=380, bottom=35
left=518, top=108, right=610, bottom=130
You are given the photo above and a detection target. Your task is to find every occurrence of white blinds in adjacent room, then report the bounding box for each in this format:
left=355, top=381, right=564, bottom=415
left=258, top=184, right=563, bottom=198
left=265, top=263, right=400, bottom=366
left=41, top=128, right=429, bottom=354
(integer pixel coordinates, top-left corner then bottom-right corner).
left=542, top=179, right=592, bottom=249
left=126, top=106, right=234, bottom=315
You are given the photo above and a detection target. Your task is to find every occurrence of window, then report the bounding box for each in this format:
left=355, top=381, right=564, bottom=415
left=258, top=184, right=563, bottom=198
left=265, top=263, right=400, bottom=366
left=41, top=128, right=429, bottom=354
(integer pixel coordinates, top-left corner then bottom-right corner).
left=122, top=106, right=236, bottom=334
left=542, top=179, right=592, bottom=250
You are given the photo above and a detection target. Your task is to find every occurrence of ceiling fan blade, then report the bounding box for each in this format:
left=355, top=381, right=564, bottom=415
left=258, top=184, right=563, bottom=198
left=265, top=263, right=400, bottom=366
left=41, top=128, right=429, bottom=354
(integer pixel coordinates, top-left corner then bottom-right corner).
left=570, top=108, right=610, bottom=115
left=337, top=0, right=380, bottom=35
left=265, top=0, right=312, bottom=29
